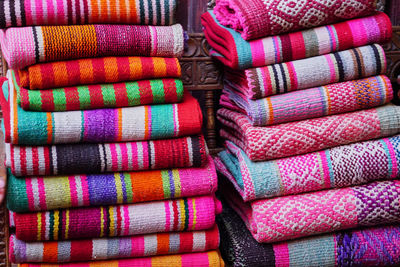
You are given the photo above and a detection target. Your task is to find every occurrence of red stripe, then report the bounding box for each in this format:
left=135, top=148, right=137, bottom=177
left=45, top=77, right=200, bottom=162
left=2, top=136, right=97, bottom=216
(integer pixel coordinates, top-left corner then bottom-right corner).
left=116, top=206, right=122, bottom=236
left=20, top=147, right=27, bottom=176
left=116, top=57, right=131, bottom=81
left=138, top=80, right=152, bottom=105
left=140, top=57, right=154, bottom=79
left=93, top=58, right=106, bottom=82
left=31, top=147, right=39, bottom=176
left=289, top=31, right=306, bottom=60
left=44, top=146, right=51, bottom=175
left=172, top=200, right=179, bottom=231
left=162, top=79, right=178, bottom=103
left=70, top=239, right=93, bottom=261
left=40, top=63, right=55, bottom=88
left=334, top=22, right=354, bottom=50
left=165, top=58, right=180, bottom=77
left=41, top=89, right=55, bottom=111
left=65, top=60, right=82, bottom=86
left=41, top=211, right=46, bottom=241
left=64, top=87, right=81, bottom=110
left=280, top=34, right=292, bottom=63
left=180, top=231, right=193, bottom=252
left=113, top=83, right=129, bottom=107
left=19, top=86, right=31, bottom=110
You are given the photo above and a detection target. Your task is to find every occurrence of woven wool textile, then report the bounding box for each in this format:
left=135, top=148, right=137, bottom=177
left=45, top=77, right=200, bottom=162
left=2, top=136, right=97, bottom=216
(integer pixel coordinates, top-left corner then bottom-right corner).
left=1, top=79, right=201, bottom=145
left=10, top=226, right=219, bottom=263
left=5, top=135, right=208, bottom=177
left=218, top=105, right=400, bottom=161
left=14, top=195, right=220, bottom=241
left=18, top=56, right=181, bottom=90
left=0, top=0, right=177, bottom=28
left=214, top=0, right=378, bottom=40
left=215, top=136, right=400, bottom=201
left=0, top=24, right=184, bottom=69
left=201, top=11, right=392, bottom=70
left=221, top=75, right=393, bottom=126
left=218, top=203, right=400, bottom=267
left=7, top=157, right=217, bottom=212
left=18, top=251, right=225, bottom=267
left=226, top=44, right=387, bottom=99
left=223, top=178, right=400, bottom=243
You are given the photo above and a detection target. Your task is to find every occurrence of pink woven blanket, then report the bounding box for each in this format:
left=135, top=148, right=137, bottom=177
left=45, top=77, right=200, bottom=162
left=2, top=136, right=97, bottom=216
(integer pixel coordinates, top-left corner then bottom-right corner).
left=214, top=0, right=378, bottom=40
left=217, top=105, right=400, bottom=161
left=220, top=75, right=393, bottom=126
left=223, top=178, right=400, bottom=243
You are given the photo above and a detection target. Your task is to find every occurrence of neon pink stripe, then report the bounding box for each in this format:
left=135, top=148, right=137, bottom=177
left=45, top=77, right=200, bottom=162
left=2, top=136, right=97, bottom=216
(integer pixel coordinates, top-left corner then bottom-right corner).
left=25, top=178, right=35, bottom=211
left=182, top=253, right=208, bottom=266
left=319, top=151, right=332, bottom=188
left=384, top=139, right=399, bottom=178
left=46, top=0, right=55, bottom=25
left=123, top=205, right=130, bottom=236
left=80, top=175, right=90, bottom=206
left=35, top=0, right=44, bottom=25
left=250, top=40, right=266, bottom=67
left=142, top=142, right=150, bottom=170
left=324, top=54, right=337, bottom=83
left=109, top=143, right=119, bottom=172
left=148, top=106, right=152, bottom=138
left=68, top=176, right=78, bottom=207
left=56, top=0, right=66, bottom=24
left=273, top=243, right=290, bottom=267
left=120, top=143, right=128, bottom=171
left=134, top=235, right=145, bottom=257
left=164, top=201, right=171, bottom=231
left=151, top=27, right=158, bottom=56
left=24, top=0, right=34, bottom=25
left=130, top=142, right=139, bottom=170
left=348, top=19, right=367, bottom=47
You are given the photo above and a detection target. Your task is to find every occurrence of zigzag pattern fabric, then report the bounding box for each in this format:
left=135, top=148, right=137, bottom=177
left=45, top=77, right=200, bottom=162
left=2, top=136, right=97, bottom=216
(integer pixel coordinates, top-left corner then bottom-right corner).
left=217, top=105, right=400, bottom=161
left=215, top=137, right=400, bottom=201
left=0, top=0, right=177, bottom=28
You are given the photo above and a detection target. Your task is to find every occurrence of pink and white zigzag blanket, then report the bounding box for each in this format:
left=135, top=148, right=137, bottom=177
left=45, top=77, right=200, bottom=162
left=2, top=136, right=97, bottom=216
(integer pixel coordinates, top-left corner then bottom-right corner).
left=217, top=105, right=400, bottom=161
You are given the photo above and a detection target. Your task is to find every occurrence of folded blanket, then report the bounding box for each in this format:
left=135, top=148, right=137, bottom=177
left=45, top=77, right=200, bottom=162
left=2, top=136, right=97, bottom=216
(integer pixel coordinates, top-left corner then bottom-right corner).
left=215, top=136, right=400, bottom=201
left=218, top=202, right=400, bottom=267
left=0, top=24, right=184, bottom=69
left=214, top=0, right=378, bottom=41
left=1, top=78, right=201, bottom=145
left=218, top=105, right=400, bottom=161
left=18, top=56, right=181, bottom=90
left=0, top=0, right=177, bottom=28
left=15, top=195, right=221, bottom=241
left=8, top=157, right=217, bottom=212
left=225, top=44, right=387, bottom=99
left=10, top=225, right=219, bottom=263
left=5, top=135, right=208, bottom=177
left=201, top=11, right=392, bottom=69
left=17, top=251, right=225, bottom=267
left=221, top=75, right=393, bottom=126
left=222, top=178, right=400, bottom=243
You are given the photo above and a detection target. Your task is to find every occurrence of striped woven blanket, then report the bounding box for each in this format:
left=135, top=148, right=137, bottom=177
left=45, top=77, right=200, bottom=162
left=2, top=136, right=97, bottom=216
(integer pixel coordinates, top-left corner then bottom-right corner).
left=17, top=251, right=225, bottom=267
left=218, top=202, right=400, bottom=267
left=1, top=79, right=201, bottom=145
left=222, top=178, right=400, bottom=243
left=10, top=226, right=219, bottom=263
left=221, top=75, right=393, bottom=126
left=201, top=11, right=392, bottom=69
left=8, top=157, right=217, bottom=212
left=5, top=135, right=208, bottom=177
left=0, top=24, right=184, bottom=69
left=215, top=136, right=400, bottom=201
left=18, top=56, right=181, bottom=90
left=214, top=0, right=378, bottom=41
left=225, top=44, right=387, bottom=99
left=0, top=0, right=177, bottom=28
left=217, top=105, right=400, bottom=161
left=14, top=195, right=220, bottom=242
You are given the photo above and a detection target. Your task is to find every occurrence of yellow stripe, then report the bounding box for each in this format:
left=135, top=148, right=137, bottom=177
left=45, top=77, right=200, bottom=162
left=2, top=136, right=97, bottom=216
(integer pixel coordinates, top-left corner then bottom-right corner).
left=53, top=210, right=59, bottom=241
left=192, top=198, right=197, bottom=230
left=65, top=209, right=70, bottom=239
left=100, top=206, right=104, bottom=237
left=179, top=199, right=185, bottom=231
left=114, top=173, right=124, bottom=204
left=37, top=213, right=42, bottom=241
left=172, top=169, right=181, bottom=198
left=109, top=206, right=115, bottom=236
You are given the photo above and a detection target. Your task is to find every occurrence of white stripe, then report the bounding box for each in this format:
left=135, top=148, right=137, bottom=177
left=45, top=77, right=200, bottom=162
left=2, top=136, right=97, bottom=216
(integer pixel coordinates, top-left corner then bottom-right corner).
left=315, top=26, right=332, bottom=55
left=26, top=242, right=44, bottom=262
left=152, top=0, right=157, bottom=25
left=121, top=106, right=146, bottom=140
left=171, top=24, right=184, bottom=57
left=41, top=0, right=48, bottom=24
left=168, top=201, right=174, bottom=231
left=150, top=141, right=155, bottom=169
left=45, top=212, right=50, bottom=240
left=98, top=144, right=105, bottom=173
left=187, top=137, right=193, bottom=166
left=128, top=202, right=166, bottom=235
left=80, top=0, right=85, bottom=21
left=143, top=0, right=149, bottom=24
left=149, top=26, right=156, bottom=56
left=3, top=2, right=10, bottom=27
left=25, top=147, right=33, bottom=176
left=160, top=0, right=165, bottom=25
left=256, top=67, right=267, bottom=95
left=144, top=235, right=158, bottom=256
left=52, top=0, right=58, bottom=24
left=169, top=0, right=174, bottom=24
left=104, top=144, right=113, bottom=172
left=5, top=143, right=11, bottom=168
left=37, top=147, right=46, bottom=175
left=14, top=1, right=22, bottom=26
left=52, top=145, right=58, bottom=175
left=92, top=238, right=108, bottom=260
left=71, top=0, right=77, bottom=24
left=30, top=0, right=37, bottom=25
left=115, top=144, right=122, bottom=171
left=31, top=178, right=41, bottom=210
left=35, top=27, right=46, bottom=62
left=173, top=103, right=179, bottom=136
left=192, top=231, right=206, bottom=251
left=136, top=142, right=143, bottom=169
left=14, top=146, right=21, bottom=175
left=169, top=232, right=180, bottom=253
left=87, top=0, right=92, bottom=23
left=75, top=175, right=84, bottom=206
left=52, top=111, right=83, bottom=143
left=62, top=0, right=68, bottom=24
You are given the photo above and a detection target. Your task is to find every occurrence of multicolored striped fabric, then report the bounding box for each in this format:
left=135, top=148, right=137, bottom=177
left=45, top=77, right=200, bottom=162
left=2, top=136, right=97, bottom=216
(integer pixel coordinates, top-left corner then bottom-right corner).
left=18, top=56, right=181, bottom=90
left=5, top=135, right=208, bottom=177
left=215, top=136, right=400, bottom=201
left=10, top=226, right=219, bottom=263
left=7, top=157, right=217, bottom=212
left=201, top=11, right=392, bottom=69
left=1, top=79, right=201, bottom=145
left=218, top=105, right=400, bottom=161
left=0, top=24, right=184, bottom=69
left=0, top=0, right=177, bottom=28
left=14, top=195, right=220, bottom=241
left=222, top=178, right=400, bottom=243
left=221, top=75, right=393, bottom=126
left=225, top=44, right=387, bottom=99
left=17, top=251, right=225, bottom=267
left=218, top=202, right=400, bottom=267
left=214, top=0, right=379, bottom=40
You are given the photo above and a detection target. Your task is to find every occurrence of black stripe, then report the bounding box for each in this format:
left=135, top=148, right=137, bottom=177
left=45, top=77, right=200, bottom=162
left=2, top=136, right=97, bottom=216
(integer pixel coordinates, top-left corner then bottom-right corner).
left=58, top=210, right=63, bottom=240
left=191, top=136, right=201, bottom=166
left=9, top=1, right=17, bottom=26
left=271, top=65, right=281, bottom=94
left=57, top=144, right=101, bottom=175
left=156, top=0, right=162, bottom=25
left=371, top=44, right=382, bottom=75
left=102, top=144, right=107, bottom=172
left=140, top=0, right=146, bottom=25
left=148, top=0, right=153, bottom=25
left=32, top=27, right=40, bottom=64
left=49, top=146, right=54, bottom=175
left=105, top=207, right=110, bottom=237
left=148, top=141, right=152, bottom=169
left=333, top=51, right=344, bottom=82
left=20, top=0, right=26, bottom=26
left=353, top=48, right=362, bottom=79
left=278, top=63, right=288, bottom=93
left=0, top=2, right=6, bottom=29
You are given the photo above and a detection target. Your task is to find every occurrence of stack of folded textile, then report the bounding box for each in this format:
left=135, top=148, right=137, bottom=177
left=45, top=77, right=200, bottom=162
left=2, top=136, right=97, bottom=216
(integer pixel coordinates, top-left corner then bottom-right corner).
left=0, top=1, right=224, bottom=266
left=202, top=0, right=400, bottom=265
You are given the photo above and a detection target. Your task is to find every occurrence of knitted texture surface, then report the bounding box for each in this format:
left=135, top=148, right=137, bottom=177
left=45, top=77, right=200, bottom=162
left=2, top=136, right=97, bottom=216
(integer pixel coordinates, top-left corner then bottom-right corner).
left=10, top=226, right=219, bottom=263
left=1, top=79, right=201, bottom=145
left=18, top=56, right=181, bottom=90
left=218, top=202, right=400, bottom=267
left=217, top=105, right=400, bottom=161
left=215, top=136, right=400, bottom=201
left=201, top=11, right=392, bottom=69
left=7, top=157, right=217, bottom=212
left=0, top=0, right=177, bottom=28
left=14, top=195, right=221, bottom=241
left=0, top=24, right=184, bottom=69
left=223, top=179, right=400, bottom=243
left=214, top=0, right=378, bottom=40
left=5, top=135, right=208, bottom=177
left=17, top=251, right=225, bottom=267
left=226, top=44, right=387, bottom=99
left=221, top=75, right=393, bottom=126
